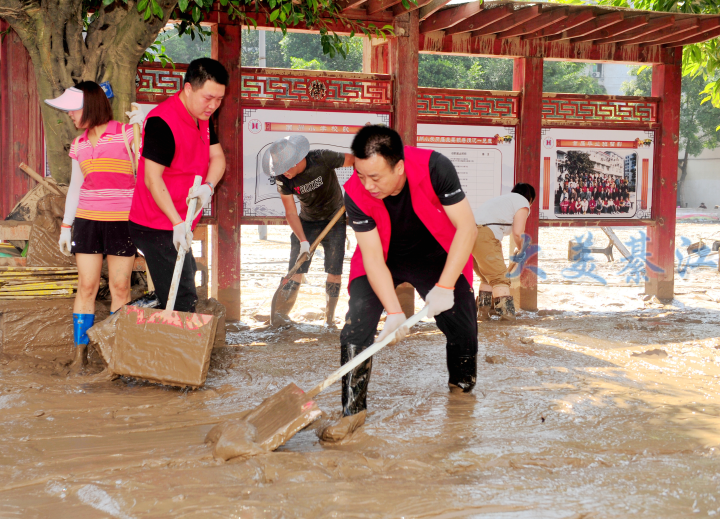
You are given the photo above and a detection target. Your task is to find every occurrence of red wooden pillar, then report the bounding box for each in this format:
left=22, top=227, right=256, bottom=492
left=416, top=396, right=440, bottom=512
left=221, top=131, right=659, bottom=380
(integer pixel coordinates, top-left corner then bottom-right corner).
left=647, top=54, right=682, bottom=301
left=215, top=24, right=242, bottom=320
left=363, top=39, right=389, bottom=74
left=389, top=11, right=419, bottom=145
left=0, top=22, right=44, bottom=219
left=512, top=57, right=543, bottom=312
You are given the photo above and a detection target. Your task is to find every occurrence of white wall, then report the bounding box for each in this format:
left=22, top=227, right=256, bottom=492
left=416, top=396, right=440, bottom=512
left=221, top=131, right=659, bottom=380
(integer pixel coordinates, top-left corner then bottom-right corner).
left=680, top=146, right=720, bottom=209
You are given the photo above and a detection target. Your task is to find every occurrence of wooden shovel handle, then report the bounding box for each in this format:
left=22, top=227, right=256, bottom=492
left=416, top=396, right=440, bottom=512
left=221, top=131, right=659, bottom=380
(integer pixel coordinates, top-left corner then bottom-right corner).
left=131, top=105, right=141, bottom=171
left=284, top=205, right=345, bottom=281
left=19, top=162, right=62, bottom=196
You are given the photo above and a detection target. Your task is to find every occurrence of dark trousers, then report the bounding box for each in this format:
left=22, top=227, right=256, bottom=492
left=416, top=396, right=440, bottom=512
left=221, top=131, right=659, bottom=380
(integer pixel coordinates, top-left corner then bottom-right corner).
left=339, top=266, right=478, bottom=416
left=128, top=221, right=198, bottom=313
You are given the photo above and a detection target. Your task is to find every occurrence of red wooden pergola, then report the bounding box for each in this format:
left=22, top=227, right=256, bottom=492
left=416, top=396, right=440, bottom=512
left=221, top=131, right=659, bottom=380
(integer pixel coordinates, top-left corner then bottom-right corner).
left=3, top=1, right=720, bottom=319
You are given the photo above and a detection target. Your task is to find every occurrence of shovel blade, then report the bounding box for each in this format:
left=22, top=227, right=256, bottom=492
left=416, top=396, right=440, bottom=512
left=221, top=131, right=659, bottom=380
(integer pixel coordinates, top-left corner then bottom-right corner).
left=246, top=383, right=322, bottom=452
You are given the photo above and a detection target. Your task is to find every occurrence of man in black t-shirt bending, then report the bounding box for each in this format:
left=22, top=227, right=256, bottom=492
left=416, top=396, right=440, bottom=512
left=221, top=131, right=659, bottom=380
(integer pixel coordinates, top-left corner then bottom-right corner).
left=320, top=126, right=478, bottom=441
left=262, top=135, right=354, bottom=325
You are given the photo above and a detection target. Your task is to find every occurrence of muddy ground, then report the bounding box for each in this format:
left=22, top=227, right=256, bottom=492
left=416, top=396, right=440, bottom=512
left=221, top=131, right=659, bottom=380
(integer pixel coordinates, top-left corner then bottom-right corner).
left=1, top=223, right=720, bottom=518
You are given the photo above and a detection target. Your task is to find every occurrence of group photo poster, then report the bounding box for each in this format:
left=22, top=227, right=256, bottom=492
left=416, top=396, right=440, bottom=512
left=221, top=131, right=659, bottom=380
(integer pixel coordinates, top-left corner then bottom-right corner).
left=242, top=108, right=390, bottom=218
left=539, top=128, right=655, bottom=220
left=417, top=124, right=516, bottom=216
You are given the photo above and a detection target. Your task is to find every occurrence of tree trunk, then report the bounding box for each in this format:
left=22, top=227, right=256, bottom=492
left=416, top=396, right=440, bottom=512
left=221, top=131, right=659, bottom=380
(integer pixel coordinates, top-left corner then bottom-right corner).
left=1, top=0, right=176, bottom=183
left=677, top=147, right=689, bottom=208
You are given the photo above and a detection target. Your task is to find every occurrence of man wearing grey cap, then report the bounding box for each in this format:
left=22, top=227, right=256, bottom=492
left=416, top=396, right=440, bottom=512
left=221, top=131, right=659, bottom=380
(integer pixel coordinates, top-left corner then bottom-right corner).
left=263, top=135, right=354, bottom=325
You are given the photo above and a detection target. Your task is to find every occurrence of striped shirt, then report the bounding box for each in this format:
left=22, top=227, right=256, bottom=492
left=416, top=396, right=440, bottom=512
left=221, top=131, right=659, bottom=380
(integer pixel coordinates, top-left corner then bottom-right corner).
left=69, top=120, right=136, bottom=221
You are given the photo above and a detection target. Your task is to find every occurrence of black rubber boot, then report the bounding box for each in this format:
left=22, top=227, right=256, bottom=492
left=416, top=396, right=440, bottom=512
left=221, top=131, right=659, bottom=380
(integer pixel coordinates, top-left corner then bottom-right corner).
left=275, top=279, right=300, bottom=316
left=325, top=282, right=341, bottom=326
left=476, top=291, right=493, bottom=321
left=447, top=355, right=477, bottom=392
left=494, top=296, right=516, bottom=321
left=341, top=342, right=373, bottom=416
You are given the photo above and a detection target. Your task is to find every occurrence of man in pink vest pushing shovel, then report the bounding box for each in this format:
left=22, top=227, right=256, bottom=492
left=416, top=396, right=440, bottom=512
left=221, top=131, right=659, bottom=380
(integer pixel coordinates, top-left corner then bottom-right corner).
left=324, top=125, right=478, bottom=440
left=129, top=58, right=228, bottom=312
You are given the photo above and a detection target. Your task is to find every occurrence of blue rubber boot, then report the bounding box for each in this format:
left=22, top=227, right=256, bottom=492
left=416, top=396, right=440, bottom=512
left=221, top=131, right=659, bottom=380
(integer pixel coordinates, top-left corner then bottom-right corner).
left=71, top=313, right=95, bottom=371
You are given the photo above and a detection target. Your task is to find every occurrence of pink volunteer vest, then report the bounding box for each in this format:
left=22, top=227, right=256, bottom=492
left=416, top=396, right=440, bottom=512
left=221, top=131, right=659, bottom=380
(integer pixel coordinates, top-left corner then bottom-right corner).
left=344, top=146, right=473, bottom=288
left=129, top=92, right=210, bottom=231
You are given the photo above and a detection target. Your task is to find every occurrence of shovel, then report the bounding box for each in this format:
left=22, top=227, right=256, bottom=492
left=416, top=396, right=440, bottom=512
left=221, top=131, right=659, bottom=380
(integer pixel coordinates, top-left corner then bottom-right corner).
left=207, top=306, right=430, bottom=459
left=88, top=176, right=219, bottom=388
left=269, top=206, right=345, bottom=326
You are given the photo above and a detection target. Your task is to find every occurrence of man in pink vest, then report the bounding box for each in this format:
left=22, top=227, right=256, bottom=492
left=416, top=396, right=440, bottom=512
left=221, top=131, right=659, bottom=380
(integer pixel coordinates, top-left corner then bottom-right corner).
left=325, top=125, right=478, bottom=440
left=129, top=58, right=228, bottom=312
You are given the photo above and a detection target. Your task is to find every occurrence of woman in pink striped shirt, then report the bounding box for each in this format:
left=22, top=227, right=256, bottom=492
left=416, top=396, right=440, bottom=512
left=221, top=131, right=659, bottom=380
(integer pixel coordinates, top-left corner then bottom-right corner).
left=45, top=81, right=143, bottom=371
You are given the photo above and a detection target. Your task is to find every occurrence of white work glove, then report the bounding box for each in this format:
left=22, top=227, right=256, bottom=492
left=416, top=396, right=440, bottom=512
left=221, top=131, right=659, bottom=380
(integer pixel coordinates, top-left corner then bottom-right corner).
left=299, top=240, right=310, bottom=257
left=186, top=183, right=213, bottom=219
left=375, top=312, right=409, bottom=345
left=58, top=227, right=72, bottom=256
left=125, top=102, right=145, bottom=126
left=425, top=284, right=455, bottom=318
left=172, top=221, right=193, bottom=252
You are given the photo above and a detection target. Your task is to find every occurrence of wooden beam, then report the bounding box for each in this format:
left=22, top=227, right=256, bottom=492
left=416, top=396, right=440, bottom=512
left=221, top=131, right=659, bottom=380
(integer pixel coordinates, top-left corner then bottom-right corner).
left=666, top=24, right=720, bottom=47
left=644, top=18, right=720, bottom=46
left=548, top=11, right=624, bottom=41
left=497, top=7, right=569, bottom=39
left=471, top=4, right=541, bottom=37
left=594, top=15, right=675, bottom=45
left=620, top=18, right=697, bottom=45
left=420, top=1, right=483, bottom=33
left=445, top=5, right=513, bottom=36
left=418, top=0, right=452, bottom=21
left=390, top=11, right=419, bottom=145
left=522, top=10, right=595, bottom=40
left=367, top=0, right=403, bottom=15
left=646, top=56, right=682, bottom=301
left=338, top=0, right=367, bottom=10
left=571, top=16, right=648, bottom=43
left=392, top=0, right=433, bottom=17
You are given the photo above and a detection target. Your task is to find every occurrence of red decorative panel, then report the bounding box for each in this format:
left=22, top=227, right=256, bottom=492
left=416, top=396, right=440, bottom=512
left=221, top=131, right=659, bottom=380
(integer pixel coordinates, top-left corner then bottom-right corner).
left=241, top=68, right=392, bottom=111
left=136, top=64, right=188, bottom=103
left=542, top=94, right=658, bottom=125
left=417, top=88, right=519, bottom=119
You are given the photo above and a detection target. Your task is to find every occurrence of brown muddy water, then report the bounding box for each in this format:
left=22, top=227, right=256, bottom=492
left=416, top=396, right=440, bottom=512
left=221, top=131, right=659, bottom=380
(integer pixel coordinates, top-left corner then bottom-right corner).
left=2, top=224, right=720, bottom=518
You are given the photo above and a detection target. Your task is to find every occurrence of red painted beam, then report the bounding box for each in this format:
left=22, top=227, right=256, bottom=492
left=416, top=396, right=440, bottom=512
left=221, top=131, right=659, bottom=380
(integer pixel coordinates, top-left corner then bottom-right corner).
left=620, top=18, right=697, bottom=45
left=367, top=0, right=402, bottom=15
left=666, top=23, right=720, bottom=47
left=390, top=11, right=419, bottom=145
left=471, top=4, right=541, bottom=37
left=419, top=1, right=483, bottom=33
left=215, top=24, right=243, bottom=321
left=497, top=8, right=569, bottom=39
left=418, top=0, right=452, bottom=21
left=393, top=0, right=433, bottom=16
left=445, top=5, right=514, bottom=36
left=646, top=55, right=682, bottom=301
left=547, top=11, right=624, bottom=41
left=594, top=15, right=675, bottom=45
left=338, top=0, right=367, bottom=11
left=643, top=18, right=719, bottom=46
left=522, top=10, right=596, bottom=40
left=571, top=16, right=649, bottom=43
left=512, top=56, right=543, bottom=312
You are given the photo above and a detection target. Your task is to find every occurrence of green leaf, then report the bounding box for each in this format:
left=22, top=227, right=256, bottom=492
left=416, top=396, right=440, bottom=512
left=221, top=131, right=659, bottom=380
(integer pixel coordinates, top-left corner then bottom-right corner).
left=137, top=0, right=148, bottom=13
left=143, top=6, right=152, bottom=20
left=192, top=5, right=201, bottom=22
left=102, top=0, right=114, bottom=6
left=178, top=0, right=189, bottom=10
left=151, top=0, right=163, bottom=18
left=269, top=9, right=279, bottom=21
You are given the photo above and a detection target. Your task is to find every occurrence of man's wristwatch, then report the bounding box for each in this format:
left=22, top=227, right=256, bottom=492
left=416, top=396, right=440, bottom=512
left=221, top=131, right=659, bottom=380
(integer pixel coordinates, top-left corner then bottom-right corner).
left=205, top=181, right=215, bottom=194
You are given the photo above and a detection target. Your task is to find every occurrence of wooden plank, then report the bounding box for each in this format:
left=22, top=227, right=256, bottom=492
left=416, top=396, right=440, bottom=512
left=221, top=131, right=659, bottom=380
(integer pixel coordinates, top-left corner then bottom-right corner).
left=497, top=8, right=569, bottom=39
left=594, top=15, right=675, bottom=45
left=367, top=0, right=403, bottom=15
left=643, top=18, right=719, bottom=46
left=393, top=0, right=433, bottom=17
left=420, top=1, right=483, bottom=33
left=418, top=0, right=452, bottom=21
left=512, top=56, right=543, bottom=312
left=522, top=10, right=596, bottom=40
left=571, top=16, right=649, bottom=43
left=338, top=0, right=367, bottom=11
left=471, top=5, right=541, bottom=37
left=620, top=18, right=697, bottom=45
left=445, top=5, right=514, bottom=35
left=646, top=57, right=682, bottom=301
left=666, top=24, right=720, bottom=47
left=547, top=11, right=624, bottom=41
left=216, top=24, right=243, bottom=321
left=0, top=221, right=33, bottom=241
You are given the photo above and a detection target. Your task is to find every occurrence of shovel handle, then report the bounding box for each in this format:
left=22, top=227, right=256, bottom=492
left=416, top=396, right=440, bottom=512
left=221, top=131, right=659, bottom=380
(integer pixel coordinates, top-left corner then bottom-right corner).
left=131, top=105, right=142, bottom=172
left=166, top=175, right=202, bottom=312
left=283, top=205, right=345, bottom=282
left=306, top=306, right=430, bottom=400
left=19, top=162, right=63, bottom=196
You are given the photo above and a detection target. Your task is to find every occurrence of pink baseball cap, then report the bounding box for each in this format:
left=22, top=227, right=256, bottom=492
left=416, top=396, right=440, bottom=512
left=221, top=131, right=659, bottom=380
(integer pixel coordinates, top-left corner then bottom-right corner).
left=44, top=87, right=83, bottom=112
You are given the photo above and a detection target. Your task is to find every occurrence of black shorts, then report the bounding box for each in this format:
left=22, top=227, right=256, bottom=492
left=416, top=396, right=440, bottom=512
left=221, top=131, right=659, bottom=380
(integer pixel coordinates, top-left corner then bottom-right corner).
left=72, top=218, right=137, bottom=257
left=289, top=216, right=346, bottom=276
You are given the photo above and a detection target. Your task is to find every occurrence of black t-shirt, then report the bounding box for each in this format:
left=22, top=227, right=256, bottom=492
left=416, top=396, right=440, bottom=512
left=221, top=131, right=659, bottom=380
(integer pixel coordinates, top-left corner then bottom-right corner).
left=276, top=149, right=345, bottom=221
left=345, top=151, right=464, bottom=269
left=142, top=116, right=219, bottom=167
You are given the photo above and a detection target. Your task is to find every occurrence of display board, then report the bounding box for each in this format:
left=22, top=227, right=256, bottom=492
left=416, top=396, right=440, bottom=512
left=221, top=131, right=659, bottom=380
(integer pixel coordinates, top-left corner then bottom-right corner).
left=242, top=108, right=390, bottom=218
left=539, top=128, right=654, bottom=220
left=417, top=124, right=515, bottom=215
